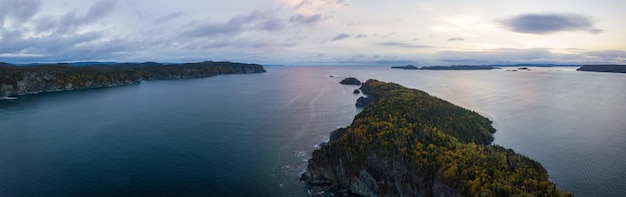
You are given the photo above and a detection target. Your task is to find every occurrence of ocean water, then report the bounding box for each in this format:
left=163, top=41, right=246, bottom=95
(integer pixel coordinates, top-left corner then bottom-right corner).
left=1, top=66, right=625, bottom=196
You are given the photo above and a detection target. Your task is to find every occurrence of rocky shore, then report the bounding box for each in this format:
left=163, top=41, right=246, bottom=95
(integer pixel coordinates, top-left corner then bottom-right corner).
left=0, top=61, right=266, bottom=97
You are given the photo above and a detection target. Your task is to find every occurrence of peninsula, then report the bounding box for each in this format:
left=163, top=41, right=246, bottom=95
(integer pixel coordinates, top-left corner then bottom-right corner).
left=577, top=65, right=626, bottom=73
left=0, top=61, right=266, bottom=97
left=302, top=79, right=572, bottom=197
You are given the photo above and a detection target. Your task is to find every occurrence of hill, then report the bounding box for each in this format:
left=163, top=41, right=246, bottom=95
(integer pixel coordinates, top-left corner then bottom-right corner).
left=302, top=79, right=572, bottom=197
left=0, top=61, right=266, bottom=97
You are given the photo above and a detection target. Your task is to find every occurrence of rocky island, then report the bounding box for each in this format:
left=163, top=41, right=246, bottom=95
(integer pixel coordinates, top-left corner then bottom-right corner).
left=302, top=79, right=572, bottom=197
left=340, top=77, right=362, bottom=85
left=0, top=61, right=266, bottom=97
left=577, top=65, right=626, bottom=73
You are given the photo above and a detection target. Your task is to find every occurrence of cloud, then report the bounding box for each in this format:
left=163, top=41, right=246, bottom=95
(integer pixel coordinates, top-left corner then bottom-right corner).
left=433, top=48, right=607, bottom=65
left=288, top=13, right=322, bottom=25
left=0, top=29, right=103, bottom=53
left=0, top=0, right=119, bottom=58
left=585, top=50, right=626, bottom=58
left=448, top=37, right=464, bottom=41
left=377, top=42, right=431, bottom=48
left=440, top=48, right=551, bottom=60
left=293, top=0, right=347, bottom=10
left=33, top=0, right=117, bottom=34
left=331, top=33, right=350, bottom=41
left=322, top=54, right=416, bottom=65
left=182, top=10, right=284, bottom=38
left=85, top=0, right=117, bottom=21
left=499, top=13, right=603, bottom=34
left=355, top=34, right=367, bottom=39
left=374, top=32, right=397, bottom=39
left=0, top=0, right=42, bottom=22
left=584, top=50, right=626, bottom=63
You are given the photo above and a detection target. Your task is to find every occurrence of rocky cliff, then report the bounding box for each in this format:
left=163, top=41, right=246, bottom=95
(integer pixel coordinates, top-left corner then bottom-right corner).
left=302, top=79, right=572, bottom=197
left=0, top=61, right=266, bottom=97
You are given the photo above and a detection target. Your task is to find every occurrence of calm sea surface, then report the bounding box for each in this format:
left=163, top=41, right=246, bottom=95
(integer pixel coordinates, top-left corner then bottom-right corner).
left=1, top=66, right=625, bottom=196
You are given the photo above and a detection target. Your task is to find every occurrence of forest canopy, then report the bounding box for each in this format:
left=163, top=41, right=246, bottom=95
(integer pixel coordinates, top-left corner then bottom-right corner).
left=303, top=79, right=573, bottom=197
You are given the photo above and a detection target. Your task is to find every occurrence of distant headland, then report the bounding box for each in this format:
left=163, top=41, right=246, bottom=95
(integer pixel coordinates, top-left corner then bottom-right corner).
left=302, top=79, right=573, bottom=196
left=0, top=61, right=266, bottom=97
left=577, top=65, right=626, bottom=73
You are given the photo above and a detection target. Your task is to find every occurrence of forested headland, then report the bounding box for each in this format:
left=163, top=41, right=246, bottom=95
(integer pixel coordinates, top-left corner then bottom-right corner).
left=302, top=79, right=573, bottom=197
left=0, top=61, right=266, bottom=97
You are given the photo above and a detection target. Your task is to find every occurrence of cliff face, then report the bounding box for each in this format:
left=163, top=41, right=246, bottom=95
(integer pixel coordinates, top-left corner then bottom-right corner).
left=0, top=61, right=266, bottom=97
left=302, top=79, right=572, bottom=197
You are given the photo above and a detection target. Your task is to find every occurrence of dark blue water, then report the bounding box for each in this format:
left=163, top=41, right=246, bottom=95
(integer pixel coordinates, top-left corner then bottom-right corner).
left=1, top=66, right=625, bottom=196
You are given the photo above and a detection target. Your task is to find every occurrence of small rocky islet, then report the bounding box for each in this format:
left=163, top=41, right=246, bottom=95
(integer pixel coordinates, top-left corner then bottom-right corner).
left=339, top=77, right=362, bottom=85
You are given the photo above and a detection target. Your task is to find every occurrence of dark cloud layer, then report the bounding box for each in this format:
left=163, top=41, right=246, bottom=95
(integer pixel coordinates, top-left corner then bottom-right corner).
left=288, top=14, right=322, bottom=25
left=0, top=0, right=117, bottom=58
left=0, top=1, right=621, bottom=65
left=331, top=33, right=350, bottom=41
left=0, top=0, right=42, bottom=23
left=182, top=10, right=284, bottom=38
left=500, top=13, right=602, bottom=34
left=377, top=42, right=431, bottom=48
left=53, top=0, right=117, bottom=33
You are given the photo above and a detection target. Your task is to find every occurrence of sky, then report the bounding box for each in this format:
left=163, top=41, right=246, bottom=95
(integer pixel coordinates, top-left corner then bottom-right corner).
left=0, top=0, right=625, bottom=65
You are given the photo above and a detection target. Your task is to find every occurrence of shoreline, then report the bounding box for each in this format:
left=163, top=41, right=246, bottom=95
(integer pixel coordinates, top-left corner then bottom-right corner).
left=0, top=61, right=267, bottom=97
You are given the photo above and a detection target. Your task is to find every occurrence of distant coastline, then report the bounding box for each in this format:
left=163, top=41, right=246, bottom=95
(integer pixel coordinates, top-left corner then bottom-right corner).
left=0, top=61, right=266, bottom=97
left=577, top=65, right=626, bottom=73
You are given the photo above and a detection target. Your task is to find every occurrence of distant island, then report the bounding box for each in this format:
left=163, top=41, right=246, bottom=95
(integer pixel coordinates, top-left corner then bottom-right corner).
left=302, top=79, right=572, bottom=196
left=0, top=61, right=266, bottom=97
left=391, top=65, right=498, bottom=70
left=577, top=65, right=626, bottom=73
left=390, top=65, right=419, bottom=70
left=339, top=77, right=362, bottom=85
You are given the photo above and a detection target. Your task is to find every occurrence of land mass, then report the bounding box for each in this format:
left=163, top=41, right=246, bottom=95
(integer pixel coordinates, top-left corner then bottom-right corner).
left=576, top=65, right=626, bottom=73
left=0, top=61, right=266, bottom=97
left=340, top=77, right=362, bottom=85
left=302, top=79, right=572, bottom=197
